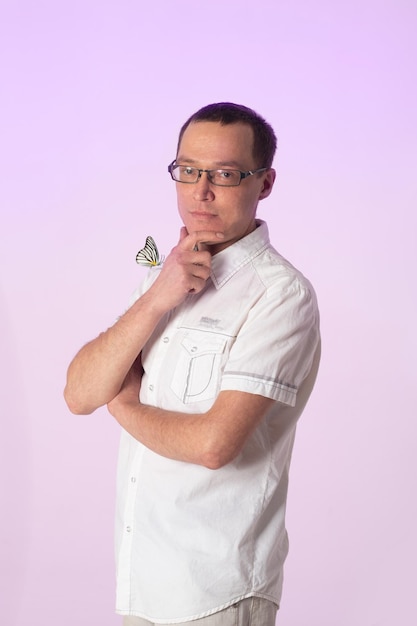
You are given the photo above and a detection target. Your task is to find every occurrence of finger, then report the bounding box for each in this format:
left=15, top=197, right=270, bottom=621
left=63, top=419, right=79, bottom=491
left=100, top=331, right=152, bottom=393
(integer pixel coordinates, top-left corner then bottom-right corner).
left=189, top=248, right=212, bottom=267
left=194, top=231, right=225, bottom=247
left=182, top=230, right=225, bottom=251
left=179, top=226, right=189, bottom=242
left=190, top=263, right=211, bottom=281
left=187, top=275, right=208, bottom=294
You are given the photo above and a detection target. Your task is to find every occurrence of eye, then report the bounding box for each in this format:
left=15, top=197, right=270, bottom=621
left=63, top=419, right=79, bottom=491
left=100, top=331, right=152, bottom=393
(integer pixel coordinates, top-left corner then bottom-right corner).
left=212, top=169, right=240, bottom=184
left=181, top=166, right=196, bottom=176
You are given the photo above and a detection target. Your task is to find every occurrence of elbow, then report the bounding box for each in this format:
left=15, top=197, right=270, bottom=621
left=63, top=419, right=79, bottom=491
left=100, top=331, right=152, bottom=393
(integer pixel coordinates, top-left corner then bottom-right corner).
left=200, top=444, right=238, bottom=471
left=198, top=425, right=243, bottom=470
left=63, top=385, right=95, bottom=415
left=202, top=457, right=228, bottom=471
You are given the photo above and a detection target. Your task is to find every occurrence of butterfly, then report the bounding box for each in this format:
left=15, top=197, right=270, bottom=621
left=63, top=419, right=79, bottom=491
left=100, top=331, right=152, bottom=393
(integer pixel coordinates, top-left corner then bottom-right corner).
left=136, top=236, right=164, bottom=267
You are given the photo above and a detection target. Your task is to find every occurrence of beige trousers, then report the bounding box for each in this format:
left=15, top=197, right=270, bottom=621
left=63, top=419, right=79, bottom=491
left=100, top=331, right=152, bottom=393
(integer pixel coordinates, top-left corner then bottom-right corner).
left=122, top=597, right=278, bottom=626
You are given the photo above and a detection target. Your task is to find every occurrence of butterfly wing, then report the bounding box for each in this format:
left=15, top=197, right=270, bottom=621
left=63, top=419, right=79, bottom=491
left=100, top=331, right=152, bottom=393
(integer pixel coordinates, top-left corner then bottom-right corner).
left=136, top=236, right=160, bottom=267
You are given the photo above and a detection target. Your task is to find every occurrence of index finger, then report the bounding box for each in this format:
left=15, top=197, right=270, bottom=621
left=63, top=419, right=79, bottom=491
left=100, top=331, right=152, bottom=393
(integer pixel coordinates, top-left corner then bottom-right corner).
left=184, top=230, right=225, bottom=251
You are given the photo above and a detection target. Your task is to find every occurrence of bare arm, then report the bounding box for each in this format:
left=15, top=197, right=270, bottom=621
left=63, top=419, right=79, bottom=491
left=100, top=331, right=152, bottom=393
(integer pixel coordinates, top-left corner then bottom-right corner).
left=107, top=360, right=275, bottom=469
left=64, top=228, right=225, bottom=415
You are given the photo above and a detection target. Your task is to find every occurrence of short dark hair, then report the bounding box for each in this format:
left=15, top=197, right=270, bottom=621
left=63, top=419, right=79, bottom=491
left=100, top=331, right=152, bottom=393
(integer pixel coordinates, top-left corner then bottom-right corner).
left=176, top=102, right=277, bottom=169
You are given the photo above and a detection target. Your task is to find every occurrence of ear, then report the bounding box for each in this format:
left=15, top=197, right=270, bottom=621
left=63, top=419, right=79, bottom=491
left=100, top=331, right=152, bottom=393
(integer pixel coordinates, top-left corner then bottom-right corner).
left=258, top=168, right=276, bottom=201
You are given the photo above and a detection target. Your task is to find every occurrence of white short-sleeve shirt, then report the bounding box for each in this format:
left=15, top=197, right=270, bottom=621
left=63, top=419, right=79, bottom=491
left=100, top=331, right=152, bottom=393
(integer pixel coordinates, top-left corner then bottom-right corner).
left=115, top=220, right=320, bottom=623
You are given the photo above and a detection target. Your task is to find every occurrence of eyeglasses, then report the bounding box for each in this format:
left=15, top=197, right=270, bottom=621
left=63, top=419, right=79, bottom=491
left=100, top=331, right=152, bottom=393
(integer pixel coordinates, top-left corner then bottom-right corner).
left=168, top=160, right=267, bottom=187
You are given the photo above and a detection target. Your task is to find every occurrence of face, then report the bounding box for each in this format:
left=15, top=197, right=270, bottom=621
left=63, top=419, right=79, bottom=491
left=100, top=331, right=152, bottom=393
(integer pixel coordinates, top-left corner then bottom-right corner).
left=175, top=121, right=276, bottom=254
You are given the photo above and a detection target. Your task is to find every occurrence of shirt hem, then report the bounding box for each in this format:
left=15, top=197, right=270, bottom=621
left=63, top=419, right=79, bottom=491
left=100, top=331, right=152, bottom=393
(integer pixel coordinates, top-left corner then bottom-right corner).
left=115, top=592, right=279, bottom=624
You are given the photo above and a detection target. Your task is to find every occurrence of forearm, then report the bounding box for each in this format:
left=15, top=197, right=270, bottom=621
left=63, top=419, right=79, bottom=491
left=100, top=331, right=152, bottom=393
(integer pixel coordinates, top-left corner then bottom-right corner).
left=64, top=290, right=166, bottom=414
left=111, top=401, right=214, bottom=466
left=108, top=387, right=274, bottom=469
left=64, top=228, right=224, bottom=415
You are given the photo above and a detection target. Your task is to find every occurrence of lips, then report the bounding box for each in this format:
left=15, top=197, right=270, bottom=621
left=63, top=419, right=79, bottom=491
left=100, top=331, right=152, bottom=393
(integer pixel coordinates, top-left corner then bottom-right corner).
left=189, top=211, right=217, bottom=218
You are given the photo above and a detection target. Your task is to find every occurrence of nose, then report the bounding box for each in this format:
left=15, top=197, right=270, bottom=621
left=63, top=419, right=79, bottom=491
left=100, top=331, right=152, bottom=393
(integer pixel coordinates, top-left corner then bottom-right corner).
left=193, top=172, right=215, bottom=201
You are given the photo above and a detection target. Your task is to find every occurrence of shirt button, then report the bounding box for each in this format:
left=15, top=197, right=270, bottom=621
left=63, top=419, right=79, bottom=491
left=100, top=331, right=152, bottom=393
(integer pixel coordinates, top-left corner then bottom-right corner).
left=126, top=526, right=131, bottom=533
left=191, top=346, right=198, bottom=353
left=149, top=384, right=154, bottom=391
left=162, top=336, right=169, bottom=343
left=130, top=477, right=136, bottom=483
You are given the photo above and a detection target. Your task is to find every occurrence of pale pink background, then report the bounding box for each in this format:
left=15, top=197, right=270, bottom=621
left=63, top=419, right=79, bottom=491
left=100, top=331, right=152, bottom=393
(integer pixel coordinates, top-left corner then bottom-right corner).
left=1, top=1, right=416, bottom=625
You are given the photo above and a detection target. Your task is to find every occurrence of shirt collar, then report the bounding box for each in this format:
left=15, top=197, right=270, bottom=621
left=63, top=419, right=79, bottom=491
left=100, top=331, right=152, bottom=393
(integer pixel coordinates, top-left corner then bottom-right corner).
left=210, top=219, right=270, bottom=289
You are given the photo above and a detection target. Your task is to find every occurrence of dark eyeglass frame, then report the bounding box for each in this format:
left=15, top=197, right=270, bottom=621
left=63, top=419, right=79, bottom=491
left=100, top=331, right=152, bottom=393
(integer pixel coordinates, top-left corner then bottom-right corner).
left=168, top=160, right=268, bottom=187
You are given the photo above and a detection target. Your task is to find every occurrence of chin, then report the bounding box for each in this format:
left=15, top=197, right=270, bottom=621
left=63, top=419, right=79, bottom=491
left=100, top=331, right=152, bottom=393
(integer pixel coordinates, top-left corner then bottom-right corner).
left=187, top=215, right=222, bottom=230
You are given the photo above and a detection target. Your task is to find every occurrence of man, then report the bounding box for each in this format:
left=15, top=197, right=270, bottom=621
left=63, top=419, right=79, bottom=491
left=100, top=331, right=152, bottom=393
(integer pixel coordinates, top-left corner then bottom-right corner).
left=64, top=102, right=320, bottom=625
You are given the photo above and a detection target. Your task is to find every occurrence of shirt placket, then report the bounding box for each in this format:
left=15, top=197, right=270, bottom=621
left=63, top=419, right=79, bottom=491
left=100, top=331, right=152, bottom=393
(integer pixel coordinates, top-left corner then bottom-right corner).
left=143, top=322, right=175, bottom=405
left=116, top=444, right=144, bottom=609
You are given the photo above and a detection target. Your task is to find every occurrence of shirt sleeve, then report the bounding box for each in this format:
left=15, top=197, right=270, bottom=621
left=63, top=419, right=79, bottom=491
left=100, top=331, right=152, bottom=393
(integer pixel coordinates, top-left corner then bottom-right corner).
left=220, top=276, right=320, bottom=407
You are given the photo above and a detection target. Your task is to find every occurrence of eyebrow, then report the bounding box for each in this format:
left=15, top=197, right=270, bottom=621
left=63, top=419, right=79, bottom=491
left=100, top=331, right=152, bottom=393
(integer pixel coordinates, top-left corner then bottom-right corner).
left=176, top=157, right=245, bottom=169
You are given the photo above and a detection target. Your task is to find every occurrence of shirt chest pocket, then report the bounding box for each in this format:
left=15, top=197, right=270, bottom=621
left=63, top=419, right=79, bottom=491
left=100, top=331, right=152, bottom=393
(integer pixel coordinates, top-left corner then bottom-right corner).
left=170, top=332, right=227, bottom=404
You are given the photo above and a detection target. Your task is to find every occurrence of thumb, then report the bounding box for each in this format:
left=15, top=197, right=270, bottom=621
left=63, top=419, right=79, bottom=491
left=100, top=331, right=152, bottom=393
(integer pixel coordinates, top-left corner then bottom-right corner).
left=179, top=226, right=189, bottom=243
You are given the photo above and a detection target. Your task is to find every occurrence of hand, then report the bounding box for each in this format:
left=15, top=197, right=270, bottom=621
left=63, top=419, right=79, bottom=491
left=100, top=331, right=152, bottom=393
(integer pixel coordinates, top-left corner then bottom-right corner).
left=147, top=227, right=224, bottom=311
